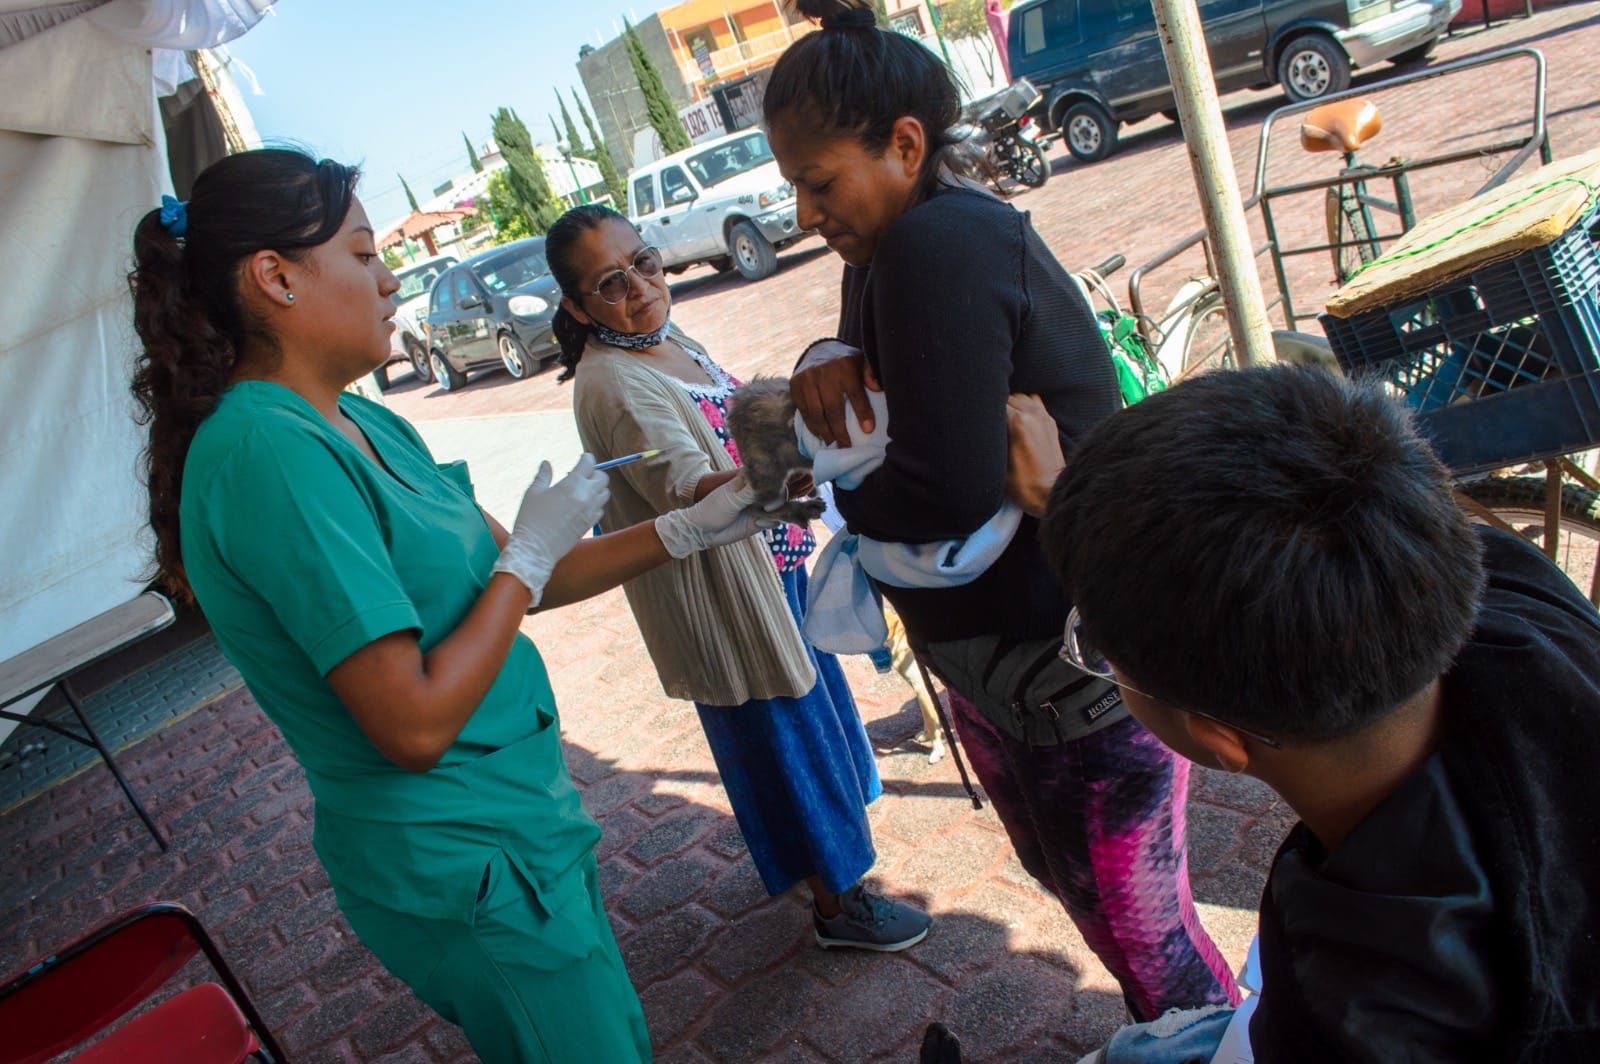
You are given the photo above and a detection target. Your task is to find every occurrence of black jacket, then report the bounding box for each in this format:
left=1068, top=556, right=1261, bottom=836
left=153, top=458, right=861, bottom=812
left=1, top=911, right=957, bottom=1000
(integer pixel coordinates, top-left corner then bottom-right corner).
left=1252, top=528, right=1600, bottom=1062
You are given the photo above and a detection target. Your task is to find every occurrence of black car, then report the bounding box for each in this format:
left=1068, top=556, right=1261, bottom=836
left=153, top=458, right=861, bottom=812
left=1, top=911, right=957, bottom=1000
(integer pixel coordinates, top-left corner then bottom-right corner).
left=422, top=238, right=562, bottom=392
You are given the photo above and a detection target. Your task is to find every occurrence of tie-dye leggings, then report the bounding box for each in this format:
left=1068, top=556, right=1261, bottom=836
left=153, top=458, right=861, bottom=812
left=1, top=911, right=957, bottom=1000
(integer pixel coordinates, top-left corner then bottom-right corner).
left=947, top=687, right=1240, bottom=1021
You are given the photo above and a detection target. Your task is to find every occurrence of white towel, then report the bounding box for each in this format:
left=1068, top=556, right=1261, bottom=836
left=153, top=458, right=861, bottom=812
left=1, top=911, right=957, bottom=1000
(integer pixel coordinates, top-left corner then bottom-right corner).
left=796, top=390, right=1023, bottom=654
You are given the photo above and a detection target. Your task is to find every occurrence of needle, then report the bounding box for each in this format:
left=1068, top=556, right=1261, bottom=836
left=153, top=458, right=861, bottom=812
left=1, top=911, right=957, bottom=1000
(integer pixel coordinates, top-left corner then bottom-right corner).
left=594, top=449, right=662, bottom=471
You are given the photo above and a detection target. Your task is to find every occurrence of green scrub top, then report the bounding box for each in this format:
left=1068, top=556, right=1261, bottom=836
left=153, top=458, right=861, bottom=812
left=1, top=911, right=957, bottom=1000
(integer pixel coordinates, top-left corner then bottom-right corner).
left=180, top=382, right=600, bottom=922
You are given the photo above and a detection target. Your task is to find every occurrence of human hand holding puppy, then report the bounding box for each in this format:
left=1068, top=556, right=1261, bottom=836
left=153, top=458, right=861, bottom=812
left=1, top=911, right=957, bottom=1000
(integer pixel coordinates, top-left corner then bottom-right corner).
left=789, top=338, right=881, bottom=448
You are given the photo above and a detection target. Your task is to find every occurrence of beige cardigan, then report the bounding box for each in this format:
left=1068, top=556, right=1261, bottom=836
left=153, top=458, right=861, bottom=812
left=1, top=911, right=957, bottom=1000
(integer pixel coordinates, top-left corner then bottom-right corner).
left=571, top=329, right=815, bottom=705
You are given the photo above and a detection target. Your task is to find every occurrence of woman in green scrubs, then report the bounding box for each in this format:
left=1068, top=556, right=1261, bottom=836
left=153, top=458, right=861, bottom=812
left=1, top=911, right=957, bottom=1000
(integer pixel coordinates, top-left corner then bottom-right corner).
left=128, top=149, right=767, bottom=1063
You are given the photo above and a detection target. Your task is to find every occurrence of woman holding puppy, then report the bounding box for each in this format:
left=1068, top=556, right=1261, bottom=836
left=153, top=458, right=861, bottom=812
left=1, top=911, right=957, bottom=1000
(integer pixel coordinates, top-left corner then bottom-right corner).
left=768, top=0, right=1238, bottom=1020
left=548, top=204, right=930, bottom=951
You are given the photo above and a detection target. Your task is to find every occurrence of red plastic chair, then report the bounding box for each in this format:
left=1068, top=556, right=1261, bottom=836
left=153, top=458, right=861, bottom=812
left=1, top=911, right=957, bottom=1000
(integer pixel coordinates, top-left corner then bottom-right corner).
left=0, top=901, right=288, bottom=1064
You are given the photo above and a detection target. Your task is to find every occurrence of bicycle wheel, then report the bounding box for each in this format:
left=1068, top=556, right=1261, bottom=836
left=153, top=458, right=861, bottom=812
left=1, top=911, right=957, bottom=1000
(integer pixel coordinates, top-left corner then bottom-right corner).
left=1180, top=291, right=1235, bottom=376
left=1459, top=475, right=1600, bottom=605
left=1010, top=141, right=1049, bottom=189
left=1325, top=182, right=1382, bottom=284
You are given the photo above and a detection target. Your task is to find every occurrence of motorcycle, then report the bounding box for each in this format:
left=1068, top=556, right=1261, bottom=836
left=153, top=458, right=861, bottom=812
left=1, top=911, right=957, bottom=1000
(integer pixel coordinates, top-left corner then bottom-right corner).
left=959, top=78, right=1051, bottom=192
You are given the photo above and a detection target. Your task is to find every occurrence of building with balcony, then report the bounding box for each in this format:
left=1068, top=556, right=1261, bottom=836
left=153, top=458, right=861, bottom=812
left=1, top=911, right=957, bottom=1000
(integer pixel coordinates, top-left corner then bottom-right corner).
left=576, top=2, right=986, bottom=176
left=658, top=0, right=814, bottom=90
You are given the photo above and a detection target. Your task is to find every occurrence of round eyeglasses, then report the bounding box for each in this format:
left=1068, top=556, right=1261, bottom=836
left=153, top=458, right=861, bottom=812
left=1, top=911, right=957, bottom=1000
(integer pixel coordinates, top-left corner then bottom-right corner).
left=586, top=246, right=663, bottom=305
left=1058, top=606, right=1282, bottom=749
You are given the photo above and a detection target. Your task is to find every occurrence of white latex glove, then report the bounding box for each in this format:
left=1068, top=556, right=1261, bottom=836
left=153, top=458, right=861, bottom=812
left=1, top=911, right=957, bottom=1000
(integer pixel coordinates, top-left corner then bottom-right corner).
left=492, top=455, right=610, bottom=604
left=655, top=472, right=776, bottom=559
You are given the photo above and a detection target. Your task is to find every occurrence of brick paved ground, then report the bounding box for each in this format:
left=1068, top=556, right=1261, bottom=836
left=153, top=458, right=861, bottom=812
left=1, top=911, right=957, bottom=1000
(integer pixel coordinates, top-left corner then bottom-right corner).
left=2, top=7, right=1596, bottom=1062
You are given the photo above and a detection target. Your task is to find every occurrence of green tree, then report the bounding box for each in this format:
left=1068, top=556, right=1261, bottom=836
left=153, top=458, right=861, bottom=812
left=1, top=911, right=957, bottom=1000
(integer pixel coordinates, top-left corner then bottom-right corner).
left=490, top=106, right=563, bottom=235
left=556, top=88, right=590, bottom=159
left=381, top=246, right=404, bottom=269
left=463, top=131, right=483, bottom=173
left=483, top=171, right=533, bottom=245
left=398, top=172, right=420, bottom=213
left=578, top=92, right=627, bottom=212
left=624, top=19, right=690, bottom=155
left=938, top=0, right=1000, bottom=80
left=874, top=0, right=890, bottom=28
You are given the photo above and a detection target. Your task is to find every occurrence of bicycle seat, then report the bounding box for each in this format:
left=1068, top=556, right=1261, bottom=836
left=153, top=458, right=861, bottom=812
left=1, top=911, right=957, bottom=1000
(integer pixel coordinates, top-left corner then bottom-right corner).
left=1300, top=99, right=1382, bottom=154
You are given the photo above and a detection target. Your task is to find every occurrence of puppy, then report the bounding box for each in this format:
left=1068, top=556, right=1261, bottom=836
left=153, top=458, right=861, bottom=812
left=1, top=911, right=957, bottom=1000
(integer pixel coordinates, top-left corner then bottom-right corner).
left=886, top=603, right=947, bottom=764
left=725, top=376, right=827, bottom=526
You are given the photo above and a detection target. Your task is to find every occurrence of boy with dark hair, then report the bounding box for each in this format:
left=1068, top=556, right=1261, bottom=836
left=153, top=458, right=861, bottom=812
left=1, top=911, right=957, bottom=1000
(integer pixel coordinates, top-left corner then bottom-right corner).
left=1028, top=366, right=1600, bottom=1062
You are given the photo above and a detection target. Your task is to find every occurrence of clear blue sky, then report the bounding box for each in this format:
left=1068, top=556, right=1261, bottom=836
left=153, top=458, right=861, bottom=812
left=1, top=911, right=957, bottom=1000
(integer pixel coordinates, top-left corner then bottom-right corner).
left=227, top=0, right=662, bottom=230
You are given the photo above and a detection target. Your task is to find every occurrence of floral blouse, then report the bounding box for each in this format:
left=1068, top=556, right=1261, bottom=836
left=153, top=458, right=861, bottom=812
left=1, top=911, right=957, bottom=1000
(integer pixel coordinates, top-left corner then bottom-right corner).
left=674, top=347, right=815, bottom=574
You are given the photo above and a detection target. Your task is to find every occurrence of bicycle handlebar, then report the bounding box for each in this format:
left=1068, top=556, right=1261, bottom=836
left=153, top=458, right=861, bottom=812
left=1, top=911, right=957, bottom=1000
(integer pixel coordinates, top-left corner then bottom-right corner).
left=1090, top=254, right=1126, bottom=277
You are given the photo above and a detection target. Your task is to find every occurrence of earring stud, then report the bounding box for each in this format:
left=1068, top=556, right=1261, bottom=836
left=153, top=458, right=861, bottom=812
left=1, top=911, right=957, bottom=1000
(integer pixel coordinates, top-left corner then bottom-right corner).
left=285, top=292, right=295, bottom=303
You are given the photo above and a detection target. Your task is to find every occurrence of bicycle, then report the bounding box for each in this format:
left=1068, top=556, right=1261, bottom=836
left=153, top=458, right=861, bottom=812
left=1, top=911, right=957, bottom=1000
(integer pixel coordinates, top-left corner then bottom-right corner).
left=1123, top=48, right=1600, bottom=604
left=1318, top=149, right=1600, bottom=604
left=1073, top=254, right=1171, bottom=406
left=1130, top=47, right=1550, bottom=368
left=1301, top=97, right=1402, bottom=284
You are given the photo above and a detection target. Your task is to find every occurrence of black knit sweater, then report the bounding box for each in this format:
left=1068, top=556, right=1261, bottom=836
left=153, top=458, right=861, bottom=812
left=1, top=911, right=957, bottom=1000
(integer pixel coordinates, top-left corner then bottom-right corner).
left=833, top=185, right=1121, bottom=645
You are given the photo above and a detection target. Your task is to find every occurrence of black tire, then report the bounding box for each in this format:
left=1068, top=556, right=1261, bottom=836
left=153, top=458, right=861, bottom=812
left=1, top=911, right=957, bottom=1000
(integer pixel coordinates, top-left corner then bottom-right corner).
left=430, top=350, right=467, bottom=393
left=1459, top=475, right=1600, bottom=604
left=710, top=256, right=736, bottom=273
left=1062, top=101, right=1118, bottom=163
left=729, top=220, right=778, bottom=281
left=372, top=362, right=391, bottom=392
left=1391, top=38, right=1438, bottom=66
left=1278, top=35, right=1351, bottom=102
left=1010, top=140, right=1049, bottom=188
left=1326, top=181, right=1382, bottom=284
left=405, top=335, right=433, bottom=383
left=499, top=333, right=531, bottom=379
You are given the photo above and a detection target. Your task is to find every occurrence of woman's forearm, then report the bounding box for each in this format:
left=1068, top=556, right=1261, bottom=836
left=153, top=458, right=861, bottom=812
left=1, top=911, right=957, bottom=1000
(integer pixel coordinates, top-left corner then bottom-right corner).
left=693, top=468, right=741, bottom=502
left=328, top=572, right=533, bottom=772
left=534, top=521, right=672, bottom=611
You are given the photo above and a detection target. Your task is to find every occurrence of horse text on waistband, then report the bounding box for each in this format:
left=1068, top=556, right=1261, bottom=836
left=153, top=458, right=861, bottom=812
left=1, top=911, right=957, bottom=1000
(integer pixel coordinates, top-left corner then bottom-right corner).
left=1081, top=689, right=1123, bottom=724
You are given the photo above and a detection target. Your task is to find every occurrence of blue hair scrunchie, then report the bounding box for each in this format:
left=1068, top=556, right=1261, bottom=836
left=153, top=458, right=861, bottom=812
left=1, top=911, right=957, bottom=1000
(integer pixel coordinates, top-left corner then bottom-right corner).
left=159, top=194, right=189, bottom=237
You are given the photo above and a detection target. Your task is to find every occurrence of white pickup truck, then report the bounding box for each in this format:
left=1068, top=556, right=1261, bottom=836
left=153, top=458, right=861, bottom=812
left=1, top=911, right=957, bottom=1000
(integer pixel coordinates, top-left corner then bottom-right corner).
left=627, top=128, right=810, bottom=282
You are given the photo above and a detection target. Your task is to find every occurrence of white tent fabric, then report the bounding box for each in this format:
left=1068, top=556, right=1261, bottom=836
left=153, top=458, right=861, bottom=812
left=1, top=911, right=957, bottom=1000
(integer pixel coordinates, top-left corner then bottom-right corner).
left=0, top=0, right=271, bottom=736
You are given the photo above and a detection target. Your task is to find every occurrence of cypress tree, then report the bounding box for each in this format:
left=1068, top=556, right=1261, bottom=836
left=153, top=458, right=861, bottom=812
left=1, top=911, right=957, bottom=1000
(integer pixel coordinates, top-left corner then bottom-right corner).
left=557, top=88, right=591, bottom=159
left=399, top=172, right=420, bottom=213
left=624, top=19, right=690, bottom=155
left=578, top=92, right=628, bottom=212
left=463, top=131, right=483, bottom=173
left=490, top=107, right=563, bottom=235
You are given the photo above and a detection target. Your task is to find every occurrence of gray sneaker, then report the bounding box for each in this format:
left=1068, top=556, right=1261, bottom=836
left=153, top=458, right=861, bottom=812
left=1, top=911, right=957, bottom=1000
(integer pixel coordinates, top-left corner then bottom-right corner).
left=813, top=886, right=932, bottom=951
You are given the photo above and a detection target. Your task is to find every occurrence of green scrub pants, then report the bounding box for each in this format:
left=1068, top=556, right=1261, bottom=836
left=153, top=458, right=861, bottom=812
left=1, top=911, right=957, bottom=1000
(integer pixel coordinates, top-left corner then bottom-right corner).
left=339, top=853, right=650, bottom=1063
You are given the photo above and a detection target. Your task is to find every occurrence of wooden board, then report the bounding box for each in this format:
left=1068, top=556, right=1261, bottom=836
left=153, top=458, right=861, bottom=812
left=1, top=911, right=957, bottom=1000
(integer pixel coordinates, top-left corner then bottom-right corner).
left=1325, top=147, right=1600, bottom=318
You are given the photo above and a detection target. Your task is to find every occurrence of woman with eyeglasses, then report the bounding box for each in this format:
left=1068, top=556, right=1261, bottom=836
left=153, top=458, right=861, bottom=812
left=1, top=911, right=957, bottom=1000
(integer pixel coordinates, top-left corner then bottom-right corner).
left=129, top=150, right=772, bottom=1063
left=549, top=204, right=931, bottom=951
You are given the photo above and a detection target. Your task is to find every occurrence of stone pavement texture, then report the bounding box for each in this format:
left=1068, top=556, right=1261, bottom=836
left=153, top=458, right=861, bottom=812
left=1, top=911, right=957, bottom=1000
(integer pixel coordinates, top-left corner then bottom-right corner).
left=1, top=7, right=1596, bottom=1062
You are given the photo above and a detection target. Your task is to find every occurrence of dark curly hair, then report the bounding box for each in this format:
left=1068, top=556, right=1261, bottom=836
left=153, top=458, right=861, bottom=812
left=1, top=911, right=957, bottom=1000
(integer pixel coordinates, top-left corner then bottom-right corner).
left=128, top=148, right=358, bottom=600
left=763, top=0, right=980, bottom=202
